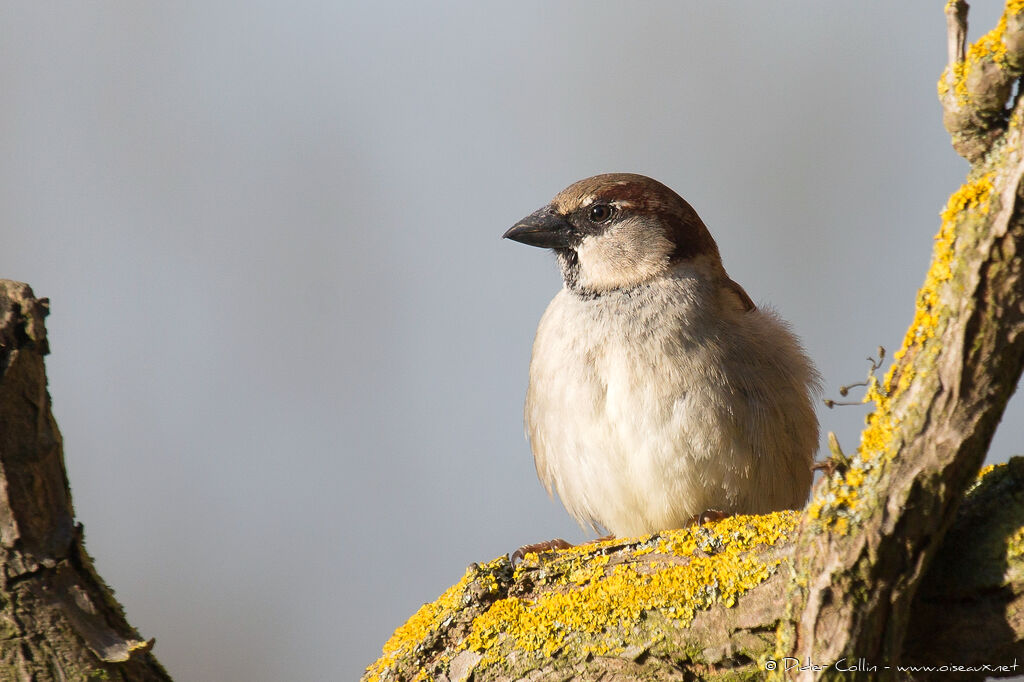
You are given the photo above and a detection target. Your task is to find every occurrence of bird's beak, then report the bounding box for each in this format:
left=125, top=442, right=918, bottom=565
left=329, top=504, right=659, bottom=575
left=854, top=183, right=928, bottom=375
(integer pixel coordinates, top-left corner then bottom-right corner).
left=503, top=207, right=575, bottom=249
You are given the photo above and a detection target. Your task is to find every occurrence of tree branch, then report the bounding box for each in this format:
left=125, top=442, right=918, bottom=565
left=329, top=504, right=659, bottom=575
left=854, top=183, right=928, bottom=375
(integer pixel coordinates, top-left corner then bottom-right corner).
left=939, top=0, right=1024, bottom=162
left=779, top=3, right=1024, bottom=677
left=362, top=461, right=1024, bottom=681
left=0, top=281, right=171, bottom=681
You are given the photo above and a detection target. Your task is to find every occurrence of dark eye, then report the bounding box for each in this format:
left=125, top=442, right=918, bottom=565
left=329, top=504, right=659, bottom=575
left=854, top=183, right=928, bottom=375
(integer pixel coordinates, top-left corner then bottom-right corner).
left=588, top=203, right=614, bottom=223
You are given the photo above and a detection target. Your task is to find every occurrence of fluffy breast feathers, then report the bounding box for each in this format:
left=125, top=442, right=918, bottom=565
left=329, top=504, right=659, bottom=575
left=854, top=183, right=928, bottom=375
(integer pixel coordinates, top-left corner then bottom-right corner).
left=525, top=263, right=819, bottom=536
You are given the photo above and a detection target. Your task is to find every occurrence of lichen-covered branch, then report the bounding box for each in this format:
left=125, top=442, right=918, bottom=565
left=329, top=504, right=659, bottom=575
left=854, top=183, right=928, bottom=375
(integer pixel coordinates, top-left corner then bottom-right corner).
left=940, top=0, right=1024, bottom=162
left=778, top=2, right=1024, bottom=678
left=0, top=281, right=171, bottom=681
left=904, top=458, right=1024, bottom=669
left=362, top=461, right=1024, bottom=681
left=365, top=514, right=796, bottom=681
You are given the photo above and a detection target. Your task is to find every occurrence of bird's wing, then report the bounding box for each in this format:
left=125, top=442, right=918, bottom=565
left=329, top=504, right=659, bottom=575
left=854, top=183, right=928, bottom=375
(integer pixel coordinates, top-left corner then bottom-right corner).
left=725, top=278, right=756, bottom=312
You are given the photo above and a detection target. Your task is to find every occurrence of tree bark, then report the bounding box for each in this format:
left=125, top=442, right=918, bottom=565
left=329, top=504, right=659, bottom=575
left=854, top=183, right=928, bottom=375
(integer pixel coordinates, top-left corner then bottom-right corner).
left=0, top=281, right=171, bottom=681
left=363, top=461, right=1024, bottom=681
left=780, top=2, right=1024, bottom=678
left=363, top=2, right=1024, bottom=680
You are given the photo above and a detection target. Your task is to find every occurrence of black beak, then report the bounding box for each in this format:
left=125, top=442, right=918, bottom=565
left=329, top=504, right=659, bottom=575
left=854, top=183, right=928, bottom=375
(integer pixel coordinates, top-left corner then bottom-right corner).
left=502, top=207, right=575, bottom=249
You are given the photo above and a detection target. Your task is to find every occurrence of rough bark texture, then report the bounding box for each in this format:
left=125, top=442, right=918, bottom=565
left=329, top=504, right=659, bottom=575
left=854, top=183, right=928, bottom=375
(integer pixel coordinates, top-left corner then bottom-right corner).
left=779, top=2, right=1024, bottom=678
left=363, top=461, right=1024, bottom=681
left=364, top=3, right=1024, bottom=680
left=0, top=281, right=171, bottom=681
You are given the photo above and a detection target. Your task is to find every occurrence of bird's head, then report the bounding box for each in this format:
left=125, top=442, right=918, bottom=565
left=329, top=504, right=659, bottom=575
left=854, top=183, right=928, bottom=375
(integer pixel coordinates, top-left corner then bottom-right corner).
left=504, top=173, right=721, bottom=295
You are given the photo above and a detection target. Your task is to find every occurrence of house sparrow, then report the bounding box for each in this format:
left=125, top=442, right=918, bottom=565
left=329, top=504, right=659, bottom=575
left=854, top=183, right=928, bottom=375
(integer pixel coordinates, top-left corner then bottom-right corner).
left=504, top=173, right=820, bottom=539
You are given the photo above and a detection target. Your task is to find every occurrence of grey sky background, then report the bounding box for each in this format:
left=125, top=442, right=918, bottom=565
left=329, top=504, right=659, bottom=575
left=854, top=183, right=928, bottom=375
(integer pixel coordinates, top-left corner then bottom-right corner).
left=0, top=3, right=1015, bottom=680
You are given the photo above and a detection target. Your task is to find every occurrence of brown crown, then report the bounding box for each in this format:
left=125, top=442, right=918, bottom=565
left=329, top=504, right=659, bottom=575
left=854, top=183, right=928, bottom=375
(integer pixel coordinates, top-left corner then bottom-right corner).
left=551, top=173, right=719, bottom=262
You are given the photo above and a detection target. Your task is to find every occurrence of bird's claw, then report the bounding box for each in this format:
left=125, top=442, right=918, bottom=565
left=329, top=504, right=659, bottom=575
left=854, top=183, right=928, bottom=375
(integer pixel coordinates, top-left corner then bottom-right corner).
left=510, top=538, right=574, bottom=563
left=692, top=509, right=729, bottom=525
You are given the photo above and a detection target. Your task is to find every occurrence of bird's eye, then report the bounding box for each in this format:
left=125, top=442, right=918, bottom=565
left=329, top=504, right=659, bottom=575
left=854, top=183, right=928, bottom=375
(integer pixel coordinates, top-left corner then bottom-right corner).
left=588, top=204, right=614, bottom=223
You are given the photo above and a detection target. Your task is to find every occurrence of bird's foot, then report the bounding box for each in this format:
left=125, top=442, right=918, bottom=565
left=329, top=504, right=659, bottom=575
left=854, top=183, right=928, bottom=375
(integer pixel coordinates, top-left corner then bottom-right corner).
left=510, top=538, right=574, bottom=563
left=691, top=509, right=730, bottom=525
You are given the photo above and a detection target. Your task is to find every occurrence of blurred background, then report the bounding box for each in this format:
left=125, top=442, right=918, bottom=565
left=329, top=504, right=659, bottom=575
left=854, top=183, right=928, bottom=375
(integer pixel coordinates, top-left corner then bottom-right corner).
left=0, top=3, right=1015, bottom=680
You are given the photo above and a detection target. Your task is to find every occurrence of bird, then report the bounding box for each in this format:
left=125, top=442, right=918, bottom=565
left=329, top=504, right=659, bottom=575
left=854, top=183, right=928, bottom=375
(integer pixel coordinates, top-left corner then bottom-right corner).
left=503, top=173, right=820, bottom=544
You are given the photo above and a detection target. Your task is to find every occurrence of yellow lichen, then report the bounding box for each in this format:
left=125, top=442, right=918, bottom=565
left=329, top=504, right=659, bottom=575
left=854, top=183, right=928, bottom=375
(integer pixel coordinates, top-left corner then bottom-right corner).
left=938, top=1, right=1024, bottom=103
left=903, top=173, right=994, bottom=346
left=967, top=18, right=1009, bottom=69
left=977, top=463, right=999, bottom=481
left=364, top=513, right=799, bottom=677
left=362, top=558, right=506, bottom=682
left=463, top=513, right=796, bottom=666
left=1007, top=526, right=1024, bottom=559
left=937, top=60, right=968, bottom=101
left=808, top=174, right=995, bottom=534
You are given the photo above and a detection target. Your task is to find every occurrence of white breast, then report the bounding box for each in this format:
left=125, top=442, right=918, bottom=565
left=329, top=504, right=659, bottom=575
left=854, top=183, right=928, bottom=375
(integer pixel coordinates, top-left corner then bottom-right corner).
left=524, top=267, right=818, bottom=537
